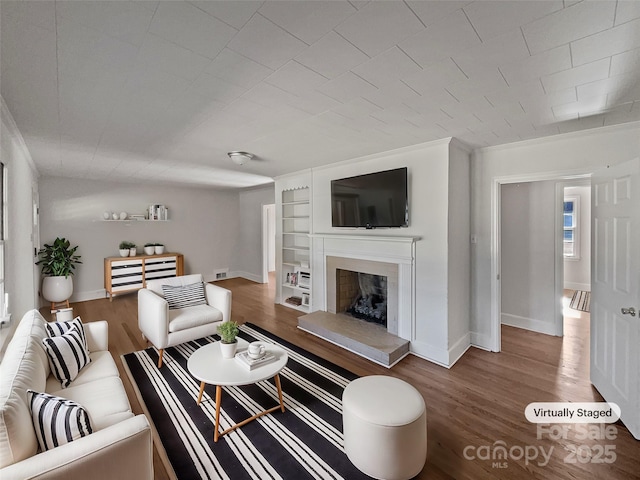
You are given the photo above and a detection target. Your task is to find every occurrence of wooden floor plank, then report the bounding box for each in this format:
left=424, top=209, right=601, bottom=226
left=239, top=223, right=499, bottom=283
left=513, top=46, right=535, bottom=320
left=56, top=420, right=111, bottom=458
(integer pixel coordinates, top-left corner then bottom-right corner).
left=44, top=278, right=639, bottom=480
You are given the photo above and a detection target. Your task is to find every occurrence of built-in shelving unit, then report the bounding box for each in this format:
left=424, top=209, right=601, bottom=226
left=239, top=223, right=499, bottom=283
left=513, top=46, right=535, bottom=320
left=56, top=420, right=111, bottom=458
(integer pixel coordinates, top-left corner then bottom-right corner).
left=279, top=186, right=311, bottom=312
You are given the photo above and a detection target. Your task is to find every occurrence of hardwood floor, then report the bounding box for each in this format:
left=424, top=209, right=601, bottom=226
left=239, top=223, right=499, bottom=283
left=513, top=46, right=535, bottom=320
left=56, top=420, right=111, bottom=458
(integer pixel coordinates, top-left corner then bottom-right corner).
left=49, top=280, right=640, bottom=480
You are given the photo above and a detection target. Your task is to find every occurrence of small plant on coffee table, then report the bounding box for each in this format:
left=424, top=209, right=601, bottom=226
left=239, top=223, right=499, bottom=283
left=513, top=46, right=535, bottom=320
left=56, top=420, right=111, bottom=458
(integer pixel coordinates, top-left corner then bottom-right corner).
left=217, top=321, right=239, bottom=344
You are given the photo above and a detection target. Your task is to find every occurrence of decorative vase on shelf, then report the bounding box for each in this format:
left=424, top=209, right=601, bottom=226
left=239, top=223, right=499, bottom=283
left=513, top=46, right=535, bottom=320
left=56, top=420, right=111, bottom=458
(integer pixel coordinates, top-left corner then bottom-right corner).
left=119, top=249, right=129, bottom=257
left=144, top=245, right=155, bottom=255
left=155, top=245, right=165, bottom=254
left=129, top=247, right=137, bottom=256
left=112, top=212, right=119, bottom=220
left=119, top=212, right=127, bottom=220
left=103, top=211, right=111, bottom=220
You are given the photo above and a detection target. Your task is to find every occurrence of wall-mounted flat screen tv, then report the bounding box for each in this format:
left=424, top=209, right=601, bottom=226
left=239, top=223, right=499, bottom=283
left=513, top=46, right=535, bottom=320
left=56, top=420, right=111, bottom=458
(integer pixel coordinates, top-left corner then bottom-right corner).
left=331, top=167, right=408, bottom=228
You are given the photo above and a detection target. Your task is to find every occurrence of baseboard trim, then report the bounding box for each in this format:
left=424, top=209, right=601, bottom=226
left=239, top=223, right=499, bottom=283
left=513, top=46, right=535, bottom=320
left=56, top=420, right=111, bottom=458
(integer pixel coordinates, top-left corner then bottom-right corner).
left=501, top=313, right=557, bottom=336
left=448, top=332, right=471, bottom=366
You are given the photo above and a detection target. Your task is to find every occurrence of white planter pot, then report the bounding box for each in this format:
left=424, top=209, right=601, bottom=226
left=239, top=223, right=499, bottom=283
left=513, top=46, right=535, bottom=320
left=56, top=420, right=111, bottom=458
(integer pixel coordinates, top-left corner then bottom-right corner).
left=42, top=276, right=73, bottom=303
left=144, top=246, right=155, bottom=255
left=154, top=245, right=165, bottom=254
left=119, top=249, right=129, bottom=257
left=219, top=341, right=237, bottom=359
left=129, top=247, right=137, bottom=256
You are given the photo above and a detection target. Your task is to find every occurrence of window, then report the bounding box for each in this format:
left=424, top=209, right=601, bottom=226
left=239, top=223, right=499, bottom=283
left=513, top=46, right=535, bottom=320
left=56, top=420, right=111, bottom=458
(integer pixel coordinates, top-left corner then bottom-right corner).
left=563, top=196, right=580, bottom=259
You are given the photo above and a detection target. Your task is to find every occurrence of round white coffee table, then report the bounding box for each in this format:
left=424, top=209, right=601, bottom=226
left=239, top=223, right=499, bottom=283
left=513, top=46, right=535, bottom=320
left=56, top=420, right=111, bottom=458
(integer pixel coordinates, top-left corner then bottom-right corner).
left=187, top=338, right=288, bottom=442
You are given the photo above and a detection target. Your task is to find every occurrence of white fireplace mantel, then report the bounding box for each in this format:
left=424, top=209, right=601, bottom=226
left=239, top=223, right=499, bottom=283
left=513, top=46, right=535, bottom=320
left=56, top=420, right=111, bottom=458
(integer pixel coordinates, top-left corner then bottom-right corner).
left=310, top=233, right=419, bottom=342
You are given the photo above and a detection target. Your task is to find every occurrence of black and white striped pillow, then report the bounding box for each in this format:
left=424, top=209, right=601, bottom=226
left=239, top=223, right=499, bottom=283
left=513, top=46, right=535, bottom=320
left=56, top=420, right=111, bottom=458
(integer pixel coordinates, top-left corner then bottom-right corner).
left=162, top=282, right=207, bottom=310
left=27, top=390, right=93, bottom=451
left=46, top=316, right=86, bottom=344
left=42, top=325, right=91, bottom=388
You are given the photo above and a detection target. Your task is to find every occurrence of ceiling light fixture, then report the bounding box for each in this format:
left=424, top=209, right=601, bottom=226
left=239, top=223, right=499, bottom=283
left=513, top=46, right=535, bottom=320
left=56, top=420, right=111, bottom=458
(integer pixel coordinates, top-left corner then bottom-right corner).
left=228, top=151, right=254, bottom=165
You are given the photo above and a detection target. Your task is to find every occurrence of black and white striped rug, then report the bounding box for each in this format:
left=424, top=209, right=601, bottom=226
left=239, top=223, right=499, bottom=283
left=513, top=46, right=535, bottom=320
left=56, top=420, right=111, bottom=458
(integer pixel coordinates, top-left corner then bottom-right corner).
left=122, top=323, right=372, bottom=480
left=569, top=290, right=591, bottom=312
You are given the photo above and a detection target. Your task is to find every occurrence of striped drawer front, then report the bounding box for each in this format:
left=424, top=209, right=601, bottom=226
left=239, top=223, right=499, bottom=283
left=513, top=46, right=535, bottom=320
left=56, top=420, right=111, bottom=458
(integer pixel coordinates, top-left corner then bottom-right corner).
left=111, top=265, right=143, bottom=277
left=112, top=274, right=144, bottom=286
left=145, top=269, right=177, bottom=280
left=145, top=260, right=177, bottom=272
left=111, top=259, right=143, bottom=268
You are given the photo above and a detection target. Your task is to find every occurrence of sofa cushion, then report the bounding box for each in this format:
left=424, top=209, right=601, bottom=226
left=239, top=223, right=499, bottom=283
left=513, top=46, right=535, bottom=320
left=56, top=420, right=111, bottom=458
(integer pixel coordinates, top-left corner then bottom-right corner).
left=27, top=390, right=93, bottom=452
left=168, top=304, right=223, bottom=333
left=48, top=376, right=133, bottom=431
left=162, top=282, right=207, bottom=310
left=42, top=326, right=91, bottom=388
left=0, top=310, right=50, bottom=468
left=45, top=351, right=119, bottom=392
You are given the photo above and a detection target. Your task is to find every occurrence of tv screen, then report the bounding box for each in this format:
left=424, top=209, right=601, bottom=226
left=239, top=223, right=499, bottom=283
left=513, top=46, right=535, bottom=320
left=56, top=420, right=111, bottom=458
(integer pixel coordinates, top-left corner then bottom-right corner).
left=331, top=167, right=408, bottom=228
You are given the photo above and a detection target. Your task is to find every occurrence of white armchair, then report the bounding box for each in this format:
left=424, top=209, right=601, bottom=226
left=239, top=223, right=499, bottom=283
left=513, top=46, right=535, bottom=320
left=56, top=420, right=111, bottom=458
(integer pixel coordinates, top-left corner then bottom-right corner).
left=138, top=274, right=231, bottom=367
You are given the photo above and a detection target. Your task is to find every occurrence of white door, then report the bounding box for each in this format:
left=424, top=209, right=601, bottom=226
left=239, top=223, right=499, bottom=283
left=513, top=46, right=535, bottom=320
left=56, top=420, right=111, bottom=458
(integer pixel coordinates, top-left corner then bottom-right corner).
left=591, top=158, right=639, bottom=439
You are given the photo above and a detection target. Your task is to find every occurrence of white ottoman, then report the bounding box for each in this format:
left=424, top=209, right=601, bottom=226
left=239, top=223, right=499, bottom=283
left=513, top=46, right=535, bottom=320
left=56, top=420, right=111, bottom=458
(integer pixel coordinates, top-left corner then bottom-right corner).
left=342, top=375, right=427, bottom=480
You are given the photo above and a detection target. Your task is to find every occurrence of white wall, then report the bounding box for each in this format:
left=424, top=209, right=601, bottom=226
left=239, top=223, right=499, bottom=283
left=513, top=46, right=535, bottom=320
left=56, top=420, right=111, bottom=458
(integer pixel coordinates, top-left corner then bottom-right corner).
left=563, top=185, right=591, bottom=291
left=236, top=184, right=275, bottom=282
left=0, top=99, right=40, bottom=355
left=38, top=177, right=241, bottom=301
left=471, top=121, right=640, bottom=350
left=501, top=181, right=557, bottom=335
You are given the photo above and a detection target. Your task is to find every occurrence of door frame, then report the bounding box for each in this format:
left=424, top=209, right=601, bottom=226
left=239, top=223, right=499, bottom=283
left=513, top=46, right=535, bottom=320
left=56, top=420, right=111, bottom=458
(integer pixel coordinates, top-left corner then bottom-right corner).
left=261, top=204, right=276, bottom=284
left=490, top=170, right=591, bottom=352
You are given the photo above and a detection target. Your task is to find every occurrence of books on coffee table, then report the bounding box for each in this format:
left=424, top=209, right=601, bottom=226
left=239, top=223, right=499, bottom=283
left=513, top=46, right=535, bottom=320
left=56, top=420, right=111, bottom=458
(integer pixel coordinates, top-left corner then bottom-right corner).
left=235, top=351, right=277, bottom=370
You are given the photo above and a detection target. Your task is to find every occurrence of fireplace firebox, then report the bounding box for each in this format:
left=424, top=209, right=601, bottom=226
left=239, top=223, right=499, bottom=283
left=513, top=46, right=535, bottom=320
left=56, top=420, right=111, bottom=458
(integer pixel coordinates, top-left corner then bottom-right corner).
left=336, top=269, right=387, bottom=326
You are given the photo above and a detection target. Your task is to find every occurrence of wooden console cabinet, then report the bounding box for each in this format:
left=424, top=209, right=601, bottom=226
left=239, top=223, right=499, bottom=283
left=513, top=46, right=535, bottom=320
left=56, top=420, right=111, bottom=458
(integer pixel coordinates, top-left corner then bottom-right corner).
left=104, top=252, right=184, bottom=300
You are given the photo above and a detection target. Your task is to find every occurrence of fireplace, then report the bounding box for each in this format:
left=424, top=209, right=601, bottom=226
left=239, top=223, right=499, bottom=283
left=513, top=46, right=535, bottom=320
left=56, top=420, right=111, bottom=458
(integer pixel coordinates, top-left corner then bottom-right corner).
left=336, top=269, right=387, bottom=327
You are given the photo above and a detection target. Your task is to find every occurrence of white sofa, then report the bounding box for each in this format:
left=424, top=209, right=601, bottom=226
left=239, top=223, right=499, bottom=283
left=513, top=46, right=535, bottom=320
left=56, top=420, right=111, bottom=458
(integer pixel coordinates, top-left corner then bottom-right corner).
left=138, top=274, right=232, bottom=367
left=0, top=309, right=153, bottom=480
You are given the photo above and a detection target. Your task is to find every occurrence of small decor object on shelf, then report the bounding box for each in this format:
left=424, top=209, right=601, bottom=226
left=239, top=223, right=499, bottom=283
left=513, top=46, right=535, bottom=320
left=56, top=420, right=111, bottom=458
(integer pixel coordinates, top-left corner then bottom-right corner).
left=119, top=211, right=127, bottom=220
left=111, top=212, right=119, bottom=220
left=118, top=241, right=134, bottom=257
left=103, top=211, right=111, bottom=220
left=154, top=243, right=165, bottom=254
left=144, top=243, right=155, bottom=255
left=217, top=320, right=239, bottom=359
left=129, top=244, right=137, bottom=256
left=235, top=350, right=276, bottom=370
left=148, top=204, right=168, bottom=221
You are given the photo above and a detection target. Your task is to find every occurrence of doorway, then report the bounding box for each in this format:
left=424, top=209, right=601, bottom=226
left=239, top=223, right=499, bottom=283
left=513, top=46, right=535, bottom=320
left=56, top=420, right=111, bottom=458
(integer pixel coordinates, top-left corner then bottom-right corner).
left=492, top=173, right=591, bottom=351
left=262, top=204, right=276, bottom=285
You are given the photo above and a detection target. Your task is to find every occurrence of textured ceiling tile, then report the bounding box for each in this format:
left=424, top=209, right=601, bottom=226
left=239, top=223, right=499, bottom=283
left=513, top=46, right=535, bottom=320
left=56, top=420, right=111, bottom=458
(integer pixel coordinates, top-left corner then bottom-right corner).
left=295, top=31, right=369, bottom=79
left=615, top=0, right=640, bottom=25
left=264, top=61, right=329, bottom=96
left=571, top=17, right=640, bottom=66
left=541, top=58, right=610, bottom=93
left=403, top=58, right=468, bottom=95
left=317, top=72, right=379, bottom=103
left=258, top=0, right=356, bottom=45
left=452, top=29, right=530, bottom=75
left=1, top=0, right=56, bottom=31
left=406, top=1, right=470, bottom=28
left=149, top=1, right=236, bottom=59
left=189, top=0, right=261, bottom=30
left=188, top=73, right=248, bottom=104
left=227, top=14, right=307, bottom=70
left=522, top=1, right=616, bottom=54
left=56, top=0, right=153, bottom=46
left=334, top=1, right=424, bottom=57
left=400, top=9, right=481, bottom=67
left=576, top=72, right=638, bottom=101
left=499, top=45, right=572, bottom=86
left=204, top=48, right=274, bottom=88
left=463, top=0, right=563, bottom=41
left=610, top=48, right=640, bottom=76
left=137, top=33, right=211, bottom=81
left=351, top=47, right=422, bottom=88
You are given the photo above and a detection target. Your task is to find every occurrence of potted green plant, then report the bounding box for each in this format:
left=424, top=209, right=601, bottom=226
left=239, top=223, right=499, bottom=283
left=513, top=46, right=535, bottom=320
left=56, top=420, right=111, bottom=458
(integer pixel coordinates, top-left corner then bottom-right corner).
left=36, top=237, right=82, bottom=307
left=217, top=320, right=239, bottom=358
left=119, top=241, right=133, bottom=257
